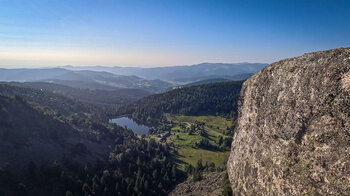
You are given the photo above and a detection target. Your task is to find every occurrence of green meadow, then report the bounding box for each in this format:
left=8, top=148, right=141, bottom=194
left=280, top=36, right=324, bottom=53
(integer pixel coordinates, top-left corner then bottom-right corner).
left=148, top=114, right=234, bottom=170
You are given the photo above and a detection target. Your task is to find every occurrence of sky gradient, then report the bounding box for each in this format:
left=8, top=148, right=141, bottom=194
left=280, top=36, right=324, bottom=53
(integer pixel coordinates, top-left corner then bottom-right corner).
left=0, top=0, right=349, bottom=68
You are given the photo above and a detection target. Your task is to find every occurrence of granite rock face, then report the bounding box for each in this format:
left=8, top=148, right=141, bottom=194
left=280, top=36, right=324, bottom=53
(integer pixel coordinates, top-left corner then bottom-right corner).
left=169, top=172, right=224, bottom=196
left=227, top=48, right=350, bottom=195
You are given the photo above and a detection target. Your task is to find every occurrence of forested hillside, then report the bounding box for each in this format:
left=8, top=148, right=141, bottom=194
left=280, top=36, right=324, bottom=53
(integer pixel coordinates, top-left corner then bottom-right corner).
left=115, top=81, right=243, bottom=195
left=0, top=68, right=173, bottom=93
left=0, top=83, right=107, bottom=121
left=2, top=82, right=151, bottom=105
left=0, top=84, right=179, bottom=196
left=117, top=81, right=243, bottom=125
left=180, top=78, right=231, bottom=88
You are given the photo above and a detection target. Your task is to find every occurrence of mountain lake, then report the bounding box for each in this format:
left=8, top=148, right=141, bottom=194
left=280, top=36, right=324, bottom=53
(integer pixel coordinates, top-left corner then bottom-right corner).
left=109, top=116, right=150, bottom=135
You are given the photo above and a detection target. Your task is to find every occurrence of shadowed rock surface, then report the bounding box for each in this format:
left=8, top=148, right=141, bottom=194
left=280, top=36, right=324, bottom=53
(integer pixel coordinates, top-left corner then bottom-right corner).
left=169, top=172, right=224, bottom=196
left=228, top=48, right=350, bottom=195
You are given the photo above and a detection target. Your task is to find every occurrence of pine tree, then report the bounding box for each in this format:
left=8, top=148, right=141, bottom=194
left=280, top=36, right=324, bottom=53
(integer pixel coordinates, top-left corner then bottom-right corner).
left=82, top=183, right=91, bottom=195
left=171, top=165, right=177, bottom=181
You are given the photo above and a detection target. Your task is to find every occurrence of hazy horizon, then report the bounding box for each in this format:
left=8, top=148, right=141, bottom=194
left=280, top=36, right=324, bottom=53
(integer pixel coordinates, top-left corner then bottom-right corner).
left=1, top=0, right=349, bottom=68
left=0, top=61, right=269, bottom=69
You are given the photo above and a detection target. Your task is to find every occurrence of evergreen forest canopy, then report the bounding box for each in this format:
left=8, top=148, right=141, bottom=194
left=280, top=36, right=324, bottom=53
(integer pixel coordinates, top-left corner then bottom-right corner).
left=0, top=75, right=245, bottom=196
left=1, top=81, right=151, bottom=106
left=0, top=84, right=179, bottom=196
left=117, top=81, right=243, bottom=125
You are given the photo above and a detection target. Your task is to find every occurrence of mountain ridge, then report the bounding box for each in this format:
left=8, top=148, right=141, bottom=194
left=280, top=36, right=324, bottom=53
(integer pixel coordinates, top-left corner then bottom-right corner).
left=117, top=81, right=243, bottom=125
left=0, top=68, right=172, bottom=93
left=59, top=62, right=268, bottom=82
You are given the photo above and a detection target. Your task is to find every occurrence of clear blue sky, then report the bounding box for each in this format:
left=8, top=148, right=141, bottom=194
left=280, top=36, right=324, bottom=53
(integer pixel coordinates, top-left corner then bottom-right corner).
left=0, top=0, right=349, bottom=67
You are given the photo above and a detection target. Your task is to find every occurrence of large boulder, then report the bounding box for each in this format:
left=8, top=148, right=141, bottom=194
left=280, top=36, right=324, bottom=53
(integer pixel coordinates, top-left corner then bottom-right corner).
left=228, top=48, right=350, bottom=195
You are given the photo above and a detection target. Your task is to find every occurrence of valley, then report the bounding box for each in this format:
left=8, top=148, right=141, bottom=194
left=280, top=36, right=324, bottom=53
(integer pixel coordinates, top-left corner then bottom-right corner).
left=1, top=1, right=348, bottom=195
left=110, top=113, right=234, bottom=170
left=0, top=83, right=178, bottom=196
left=0, top=68, right=243, bottom=195
left=107, top=80, right=241, bottom=195
left=117, top=114, right=234, bottom=169
left=112, top=80, right=241, bottom=173
left=1, top=48, right=350, bottom=195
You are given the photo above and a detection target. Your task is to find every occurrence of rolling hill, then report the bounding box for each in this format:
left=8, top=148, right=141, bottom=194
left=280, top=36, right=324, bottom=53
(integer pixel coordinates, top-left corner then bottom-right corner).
left=0, top=84, right=178, bottom=196
left=0, top=94, right=113, bottom=168
left=0, top=68, right=172, bottom=93
left=1, top=82, right=151, bottom=105
left=117, top=81, right=243, bottom=125
left=61, top=62, right=267, bottom=83
left=180, top=78, right=231, bottom=88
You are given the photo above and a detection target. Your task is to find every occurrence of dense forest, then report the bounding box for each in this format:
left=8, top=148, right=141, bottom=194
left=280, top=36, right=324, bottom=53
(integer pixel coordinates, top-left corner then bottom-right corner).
left=1, top=82, right=151, bottom=105
left=0, top=84, right=179, bottom=196
left=0, top=80, right=243, bottom=195
left=117, top=81, right=243, bottom=125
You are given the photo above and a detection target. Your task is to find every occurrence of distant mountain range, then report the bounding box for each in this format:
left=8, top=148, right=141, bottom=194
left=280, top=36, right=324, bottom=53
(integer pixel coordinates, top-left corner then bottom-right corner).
left=1, top=81, right=151, bottom=105
left=0, top=63, right=267, bottom=96
left=0, top=68, right=172, bottom=93
left=60, top=62, right=268, bottom=83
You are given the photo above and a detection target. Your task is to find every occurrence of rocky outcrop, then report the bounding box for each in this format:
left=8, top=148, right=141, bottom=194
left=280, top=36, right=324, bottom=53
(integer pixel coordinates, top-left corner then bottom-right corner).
left=228, top=48, right=350, bottom=195
left=169, top=172, right=225, bottom=196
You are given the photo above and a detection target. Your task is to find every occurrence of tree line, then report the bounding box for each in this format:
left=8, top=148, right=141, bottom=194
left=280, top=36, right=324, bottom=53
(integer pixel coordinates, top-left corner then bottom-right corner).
left=117, top=81, right=243, bottom=125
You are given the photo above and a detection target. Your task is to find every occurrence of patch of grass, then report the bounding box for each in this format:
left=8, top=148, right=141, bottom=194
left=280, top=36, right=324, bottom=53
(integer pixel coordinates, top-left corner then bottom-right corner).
left=157, top=114, right=233, bottom=170
left=176, top=147, right=230, bottom=170
left=171, top=125, right=182, bottom=131
left=137, top=135, right=151, bottom=141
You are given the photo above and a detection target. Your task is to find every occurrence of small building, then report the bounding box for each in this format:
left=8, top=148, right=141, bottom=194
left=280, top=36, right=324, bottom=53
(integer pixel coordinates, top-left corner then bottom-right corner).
left=157, top=132, right=171, bottom=142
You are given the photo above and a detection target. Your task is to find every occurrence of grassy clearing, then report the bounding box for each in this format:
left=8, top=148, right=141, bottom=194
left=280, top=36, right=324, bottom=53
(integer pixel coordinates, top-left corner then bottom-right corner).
left=154, top=114, right=234, bottom=170
left=176, top=147, right=230, bottom=170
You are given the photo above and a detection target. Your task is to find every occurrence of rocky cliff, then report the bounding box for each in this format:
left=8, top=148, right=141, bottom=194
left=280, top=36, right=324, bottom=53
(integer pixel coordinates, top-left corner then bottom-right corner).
left=228, top=48, right=350, bottom=195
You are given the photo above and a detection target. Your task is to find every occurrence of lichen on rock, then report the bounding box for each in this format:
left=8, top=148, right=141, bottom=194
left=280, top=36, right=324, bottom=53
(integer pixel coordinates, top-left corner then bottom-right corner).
left=228, top=48, right=350, bottom=195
